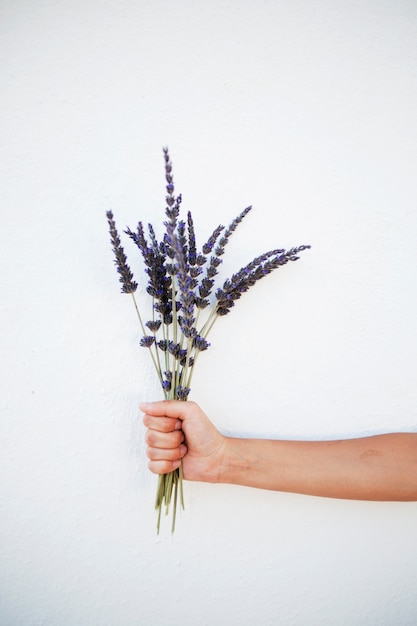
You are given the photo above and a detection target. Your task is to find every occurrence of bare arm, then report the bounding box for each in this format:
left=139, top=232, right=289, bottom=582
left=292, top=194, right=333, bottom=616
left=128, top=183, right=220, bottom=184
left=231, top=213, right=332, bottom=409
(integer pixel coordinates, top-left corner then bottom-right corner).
left=140, top=400, right=417, bottom=502
left=215, top=432, right=417, bottom=501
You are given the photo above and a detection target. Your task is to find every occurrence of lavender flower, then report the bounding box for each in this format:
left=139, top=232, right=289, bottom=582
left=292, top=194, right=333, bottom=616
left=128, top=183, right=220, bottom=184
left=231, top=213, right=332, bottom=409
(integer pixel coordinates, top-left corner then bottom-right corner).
left=215, top=245, right=311, bottom=315
left=126, top=221, right=173, bottom=324
left=106, top=211, right=138, bottom=294
left=215, top=206, right=252, bottom=257
left=194, top=207, right=253, bottom=309
left=162, top=378, right=171, bottom=392
left=146, top=320, right=162, bottom=332
left=163, top=147, right=181, bottom=227
left=176, top=386, right=191, bottom=400
left=165, top=219, right=197, bottom=340
left=140, top=336, right=156, bottom=347
left=187, top=211, right=197, bottom=266
left=193, top=335, right=210, bottom=351
left=106, top=147, right=310, bottom=533
left=202, top=224, right=224, bottom=255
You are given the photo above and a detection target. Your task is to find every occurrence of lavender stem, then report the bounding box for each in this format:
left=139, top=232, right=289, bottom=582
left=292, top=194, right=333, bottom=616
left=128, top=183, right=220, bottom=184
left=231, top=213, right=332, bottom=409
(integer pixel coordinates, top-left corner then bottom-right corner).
left=130, top=293, right=163, bottom=382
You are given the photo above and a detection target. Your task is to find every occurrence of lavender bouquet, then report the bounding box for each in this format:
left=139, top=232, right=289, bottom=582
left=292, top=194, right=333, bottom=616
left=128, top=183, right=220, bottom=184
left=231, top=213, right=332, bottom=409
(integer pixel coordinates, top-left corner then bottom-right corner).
left=107, top=148, right=310, bottom=532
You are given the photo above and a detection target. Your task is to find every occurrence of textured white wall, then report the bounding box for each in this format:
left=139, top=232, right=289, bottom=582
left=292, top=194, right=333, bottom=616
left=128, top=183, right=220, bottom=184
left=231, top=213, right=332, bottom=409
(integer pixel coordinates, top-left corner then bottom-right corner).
left=1, top=1, right=417, bottom=624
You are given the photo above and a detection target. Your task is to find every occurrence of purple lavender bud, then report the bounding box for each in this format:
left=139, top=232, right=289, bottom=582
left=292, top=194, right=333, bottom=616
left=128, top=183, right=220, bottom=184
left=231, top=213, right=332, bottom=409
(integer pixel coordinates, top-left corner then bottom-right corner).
left=146, top=320, right=162, bottom=332
left=178, top=319, right=197, bottom=339
left=194, top=296, right=209, bottom=309
left=176, top=386, right=190, bottom=400
left=154, top=300, right=173, bottom=324
left=206, top=264, right=220, bottom=278
left=193, top=335, right=210, bottom=351
left=140, top=336, right=155, bottom=347
left=146, top=286, right=158, bottom=297
left=165, top=263, right=176, bottom=275
left=180, top=355, right=194, bottom=367
left=162, top=379, right=171, bottom=391
left=201, top=277, right=213, bottom=291
left=168, top=341, right=182, bottom=358
left=199, top=278, right=214, bottom=299
left=163, top=312, right=173, bottom=325
left=190, top=266, right=202, bottom=279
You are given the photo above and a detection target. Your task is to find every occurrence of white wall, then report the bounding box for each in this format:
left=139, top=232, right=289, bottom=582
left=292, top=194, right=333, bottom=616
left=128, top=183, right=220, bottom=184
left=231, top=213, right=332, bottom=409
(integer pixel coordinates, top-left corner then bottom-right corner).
left=1, top=1, right=417, bottom=624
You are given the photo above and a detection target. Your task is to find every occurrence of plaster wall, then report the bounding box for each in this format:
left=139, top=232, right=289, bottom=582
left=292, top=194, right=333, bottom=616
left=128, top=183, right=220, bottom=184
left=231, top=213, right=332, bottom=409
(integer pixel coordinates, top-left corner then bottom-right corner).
left=1, top=1, right=417, bottom=624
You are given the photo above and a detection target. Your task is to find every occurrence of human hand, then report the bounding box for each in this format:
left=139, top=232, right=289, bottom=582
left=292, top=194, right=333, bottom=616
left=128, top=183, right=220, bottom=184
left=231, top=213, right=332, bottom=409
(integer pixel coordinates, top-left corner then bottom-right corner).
left=140, top=400, right=226, bottom=483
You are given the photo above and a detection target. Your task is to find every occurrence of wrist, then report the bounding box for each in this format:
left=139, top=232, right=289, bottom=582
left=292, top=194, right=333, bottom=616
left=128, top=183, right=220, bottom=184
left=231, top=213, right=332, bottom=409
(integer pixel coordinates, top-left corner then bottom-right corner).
left=215, top=436, right=254, bottom=485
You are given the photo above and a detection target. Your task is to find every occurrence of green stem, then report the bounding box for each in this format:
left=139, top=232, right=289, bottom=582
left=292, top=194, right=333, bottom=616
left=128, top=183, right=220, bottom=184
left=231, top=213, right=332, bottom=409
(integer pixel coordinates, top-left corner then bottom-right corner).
left=162, top=321, right=170, bottom=382
left=200, top=311, right=219, bottom=341
left=182, top=337, right=193, bottom=389
left=185, top=311, right=219, bottom=389
left=151, top=297, right=163, bottom=381
left=131, top=292, right=147, bottom=335
left=171, top=275, right=179, bottom=399
left=131, top=293, right=163, bottom=382
left=172, top=275, right=178, bottom=346
left=198, top=306, right=218, bottom=338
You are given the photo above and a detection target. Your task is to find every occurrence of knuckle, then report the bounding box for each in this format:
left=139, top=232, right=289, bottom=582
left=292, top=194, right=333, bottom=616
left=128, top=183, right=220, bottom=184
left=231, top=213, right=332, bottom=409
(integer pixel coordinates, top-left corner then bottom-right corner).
left=160, top=418, right=174, bottom=432
left=149, top=460, right=170, bottom=475
left=162, top=448, right=175, bottom=461
left=144, top=430, right=153, bottom=445
left=148, top=461, right=160, bottom=474
left=173, top=431, right=184, bottom=446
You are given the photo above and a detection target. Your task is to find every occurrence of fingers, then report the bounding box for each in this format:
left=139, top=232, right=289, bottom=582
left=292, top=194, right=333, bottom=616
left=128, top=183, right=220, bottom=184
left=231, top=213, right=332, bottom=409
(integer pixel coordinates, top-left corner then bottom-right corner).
left=142, top=414, right=182, bottom=433
left=139, top=400, right=192, bottom=420
left=142, top=407, right=188, bottom=475
left=140, top=400, right=208, bottom=476
left=146, top=442, right=188, bottom=475
left=146, top=442, right=187, bottom=461
left=145, top=427, right=184, bottom=449
left=148, top=459, right=182, bottom=474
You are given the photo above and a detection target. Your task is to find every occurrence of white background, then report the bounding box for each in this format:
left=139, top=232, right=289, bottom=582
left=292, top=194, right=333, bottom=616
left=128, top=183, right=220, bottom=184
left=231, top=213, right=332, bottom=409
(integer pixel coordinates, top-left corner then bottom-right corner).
left=1, top=1, right=417, bottom=624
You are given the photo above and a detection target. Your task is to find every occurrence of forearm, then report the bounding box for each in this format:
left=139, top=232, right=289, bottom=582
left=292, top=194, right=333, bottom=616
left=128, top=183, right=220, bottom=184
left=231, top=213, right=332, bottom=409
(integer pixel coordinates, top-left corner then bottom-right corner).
left=217, top=433, right=417, bottom=501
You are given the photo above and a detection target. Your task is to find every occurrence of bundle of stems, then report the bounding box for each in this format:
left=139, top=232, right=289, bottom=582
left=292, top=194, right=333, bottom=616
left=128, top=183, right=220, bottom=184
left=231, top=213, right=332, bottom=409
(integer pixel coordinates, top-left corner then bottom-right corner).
left=106, top=148, right=310, bottom=532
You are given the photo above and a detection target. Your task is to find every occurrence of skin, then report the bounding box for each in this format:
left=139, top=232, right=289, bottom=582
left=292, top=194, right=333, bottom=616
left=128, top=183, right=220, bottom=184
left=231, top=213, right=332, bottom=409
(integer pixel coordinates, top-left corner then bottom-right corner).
left=141, top=400, right=417, bottom=502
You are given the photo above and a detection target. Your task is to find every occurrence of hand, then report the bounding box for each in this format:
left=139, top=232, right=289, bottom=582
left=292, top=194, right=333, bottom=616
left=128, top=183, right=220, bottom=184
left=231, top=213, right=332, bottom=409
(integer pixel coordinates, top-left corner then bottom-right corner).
left=140, top=400, right=226, bottom=483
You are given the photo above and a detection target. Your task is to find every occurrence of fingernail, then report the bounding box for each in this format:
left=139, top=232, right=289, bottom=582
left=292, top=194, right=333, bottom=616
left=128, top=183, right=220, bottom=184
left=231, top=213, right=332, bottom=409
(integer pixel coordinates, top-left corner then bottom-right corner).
left=173, top=460, right=181, bottom=469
